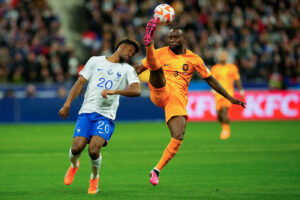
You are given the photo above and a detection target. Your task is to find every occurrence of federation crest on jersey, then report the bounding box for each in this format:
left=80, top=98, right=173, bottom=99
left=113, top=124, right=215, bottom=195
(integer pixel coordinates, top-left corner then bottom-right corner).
left=183, top=64, right=189, bottom=71
left=107, top=69, right=113, bottom=75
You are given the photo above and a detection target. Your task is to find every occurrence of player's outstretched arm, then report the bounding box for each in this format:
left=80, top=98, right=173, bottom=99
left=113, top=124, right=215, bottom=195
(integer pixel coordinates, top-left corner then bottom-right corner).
left=134, top=64, right=147, bottom=75
left=101, top=83, right=141, bottom=98
left=58, top=76, right=87, bottom=119
left=204, top=75, right=246, bottom=108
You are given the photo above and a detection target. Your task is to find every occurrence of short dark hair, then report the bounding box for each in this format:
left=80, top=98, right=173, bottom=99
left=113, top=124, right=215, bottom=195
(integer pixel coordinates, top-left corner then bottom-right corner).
left=115, top=39, right=140, bottom=54
left=170, top=26, right=183, bottom=31
left=170, top=26, right=184, bottom=36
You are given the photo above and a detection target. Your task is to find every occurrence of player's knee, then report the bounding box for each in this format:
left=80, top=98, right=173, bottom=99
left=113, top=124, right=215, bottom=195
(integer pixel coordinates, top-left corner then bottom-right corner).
left=217, top=114, right=222, bottom=122
left=224, top=117, right=230, bottom=124
left=88, top=148, right=100, bottom=160
left=71, top=146, right=83, bottom=155
left=172, top=132, right=185, bottom=141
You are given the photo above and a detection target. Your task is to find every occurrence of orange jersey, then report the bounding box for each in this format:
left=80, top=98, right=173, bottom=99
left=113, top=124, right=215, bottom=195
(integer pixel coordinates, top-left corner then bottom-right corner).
left=142, top=46, right=211, bottom=98
left=211, top=63, right=240, bottom=98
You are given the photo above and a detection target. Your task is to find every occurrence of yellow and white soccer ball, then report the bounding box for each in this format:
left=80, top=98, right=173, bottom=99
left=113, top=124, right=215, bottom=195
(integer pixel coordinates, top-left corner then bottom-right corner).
left=153, top=4, right=175, bottom=25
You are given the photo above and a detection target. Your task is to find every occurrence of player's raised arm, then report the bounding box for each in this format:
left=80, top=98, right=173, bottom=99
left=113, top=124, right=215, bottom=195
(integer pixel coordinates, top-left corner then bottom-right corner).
left=204, top=75, right=246, bottom=108
left=58, top=76, right=87, bottom=119
left=101, top=82, right=141, bottom=98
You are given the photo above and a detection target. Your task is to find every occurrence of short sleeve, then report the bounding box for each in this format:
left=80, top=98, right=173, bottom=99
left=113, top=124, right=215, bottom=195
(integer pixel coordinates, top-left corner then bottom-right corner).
left=210, top=65, right=216, bottom=76
left=126, top=65, right=140, bottom=85
left=79, top=57, right=95, bottom=81
left=194, top=57, right=211, bottom=78
left=233, top=65, right=240, bottom=80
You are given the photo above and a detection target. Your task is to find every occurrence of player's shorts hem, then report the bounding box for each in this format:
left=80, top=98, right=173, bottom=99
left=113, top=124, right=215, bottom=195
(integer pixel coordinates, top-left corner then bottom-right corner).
left=166, top=114, right=188, bottom=123
left=148, top=82, right=169, bottom=108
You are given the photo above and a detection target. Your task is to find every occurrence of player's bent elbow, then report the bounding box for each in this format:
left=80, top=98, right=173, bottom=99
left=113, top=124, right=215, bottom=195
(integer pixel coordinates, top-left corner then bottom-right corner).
left=134, top=87, right=142, bottom=97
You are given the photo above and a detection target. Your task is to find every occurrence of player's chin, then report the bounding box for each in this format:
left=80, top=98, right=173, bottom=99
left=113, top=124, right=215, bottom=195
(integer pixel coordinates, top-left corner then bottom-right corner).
left=122, top=56, right=130, bottom=63
left=169, top=44, right=177, bottom=51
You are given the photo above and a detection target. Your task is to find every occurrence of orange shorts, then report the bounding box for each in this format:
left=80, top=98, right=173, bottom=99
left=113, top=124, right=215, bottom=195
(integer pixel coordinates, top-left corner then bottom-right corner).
left=148, top=83, right=188, bottom=123
left=215, top=96, right=232, bottom=111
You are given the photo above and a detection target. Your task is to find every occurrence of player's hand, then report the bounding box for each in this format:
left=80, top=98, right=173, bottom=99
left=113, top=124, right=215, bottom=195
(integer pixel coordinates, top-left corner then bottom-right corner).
left=58, top=106, right=70, bottom=119
left=101, top=89, right=116, bottom=98
left=230, top=97, right=246, bottom=108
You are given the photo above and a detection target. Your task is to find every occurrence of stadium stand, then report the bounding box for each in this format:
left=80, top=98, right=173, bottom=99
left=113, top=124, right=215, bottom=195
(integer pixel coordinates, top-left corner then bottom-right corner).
left=83, top=0, right=300, bottom=88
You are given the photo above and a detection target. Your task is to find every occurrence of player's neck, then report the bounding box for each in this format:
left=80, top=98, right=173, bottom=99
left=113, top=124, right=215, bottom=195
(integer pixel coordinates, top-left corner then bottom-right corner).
left=219, top=61, right=227, bottom=65
left=170, top=47, right=186, bottom=55
left=106, top=54, right=120, bottom=63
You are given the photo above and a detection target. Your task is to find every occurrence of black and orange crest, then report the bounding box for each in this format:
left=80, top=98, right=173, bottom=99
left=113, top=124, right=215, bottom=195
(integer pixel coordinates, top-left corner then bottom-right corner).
left=183, top=64, right=189, bottom=71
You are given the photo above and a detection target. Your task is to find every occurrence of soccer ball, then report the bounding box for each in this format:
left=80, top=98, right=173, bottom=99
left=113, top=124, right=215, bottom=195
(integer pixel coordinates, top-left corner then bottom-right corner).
left=153, top=4, right=175, bottom=25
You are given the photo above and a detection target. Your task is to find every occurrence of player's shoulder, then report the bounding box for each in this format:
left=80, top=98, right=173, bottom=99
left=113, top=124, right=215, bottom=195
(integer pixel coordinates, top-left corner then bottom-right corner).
left=88, top=55, right=105, bottom=63
left=155, top=46, right=169, bottom=53
left=228, top=63, right=238, bottom=70
left=185, top=49, right=204, bottom=62
left=122, top=62, right=135, bottom=71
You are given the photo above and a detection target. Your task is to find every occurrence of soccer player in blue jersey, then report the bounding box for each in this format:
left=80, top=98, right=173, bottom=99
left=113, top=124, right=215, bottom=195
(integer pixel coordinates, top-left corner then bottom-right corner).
left=58, top=39, right=141, bottom=194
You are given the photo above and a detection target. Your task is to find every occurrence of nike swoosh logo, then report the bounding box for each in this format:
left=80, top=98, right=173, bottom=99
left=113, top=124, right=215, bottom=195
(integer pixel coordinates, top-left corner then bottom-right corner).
left=164, top=64, right=171, bottom=66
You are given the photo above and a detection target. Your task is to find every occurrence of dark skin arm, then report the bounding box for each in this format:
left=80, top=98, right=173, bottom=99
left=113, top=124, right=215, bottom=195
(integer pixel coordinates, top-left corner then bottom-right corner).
left=134, top=64, right=147, bottom=75
left=101, top=83, right=141, bottom=98
left=58, top=76, right=87, bottom=119
left=204, top=75, right=246, bottom=108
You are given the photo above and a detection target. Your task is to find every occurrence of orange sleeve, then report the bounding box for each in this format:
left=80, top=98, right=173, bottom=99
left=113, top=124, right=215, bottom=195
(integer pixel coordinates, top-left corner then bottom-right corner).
left=233, top=64, right=240, bottom=80
left=211, top=65, right=216, bottom=76
left=194, top=57, right=211, bottom=78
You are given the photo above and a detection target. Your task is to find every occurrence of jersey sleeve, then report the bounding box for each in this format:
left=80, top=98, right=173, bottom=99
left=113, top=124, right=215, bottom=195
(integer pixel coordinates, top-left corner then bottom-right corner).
left=126, top=65, right=140, bottom=85
left=210, top=65, right=216, bottom=76
left=194, top=57, right=211, bottom=78
left=79, top=57, right=95, bottom=81
left=233, top=64, right=240, bottom=81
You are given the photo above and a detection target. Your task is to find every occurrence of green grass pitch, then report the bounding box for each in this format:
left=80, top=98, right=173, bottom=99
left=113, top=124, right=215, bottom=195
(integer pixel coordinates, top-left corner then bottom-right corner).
left=0, top=121, right=300, bottom=200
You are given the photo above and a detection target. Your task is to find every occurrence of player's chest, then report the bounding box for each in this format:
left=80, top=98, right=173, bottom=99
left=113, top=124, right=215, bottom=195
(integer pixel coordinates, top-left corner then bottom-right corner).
left=216, top=68, right=235, bottom=80
left=160, top=56, right=194, bottom=75
left=92, top=65, right=125, bottom=89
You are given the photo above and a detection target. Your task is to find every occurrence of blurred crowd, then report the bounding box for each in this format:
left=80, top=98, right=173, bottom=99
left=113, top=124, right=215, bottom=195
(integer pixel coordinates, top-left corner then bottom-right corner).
left=83, top=0, right=300, bottom=88
left=0, top=0, right=79, bottom=84
left=0, top=0, right=299, bottom=90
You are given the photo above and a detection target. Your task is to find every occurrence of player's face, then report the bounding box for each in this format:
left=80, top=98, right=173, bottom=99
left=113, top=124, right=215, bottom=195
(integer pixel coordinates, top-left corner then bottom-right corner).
left=119, top=44, right=136, bottom=63
left=218, top=51, right=228, bottom=63
left=168, top=29, right=184, bottom=51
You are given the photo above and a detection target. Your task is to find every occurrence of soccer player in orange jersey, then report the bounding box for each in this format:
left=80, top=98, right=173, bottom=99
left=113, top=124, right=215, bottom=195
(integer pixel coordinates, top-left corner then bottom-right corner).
left=134, top=19, right=246, bottom=186
left=211, top=51, right=244, bottom=140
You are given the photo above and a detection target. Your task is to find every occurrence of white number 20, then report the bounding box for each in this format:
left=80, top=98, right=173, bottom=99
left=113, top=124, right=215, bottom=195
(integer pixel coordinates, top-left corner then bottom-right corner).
left=97, top=121, right=109, bottom=134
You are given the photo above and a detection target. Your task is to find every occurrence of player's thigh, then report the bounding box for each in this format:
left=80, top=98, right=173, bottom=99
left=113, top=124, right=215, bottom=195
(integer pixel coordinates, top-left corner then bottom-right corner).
left=220, top=107, right=229, bottom=118
left=90, top=117, right=115, bottom=147
left=149, top=68, right=166, bottom=88
left=164, top=92, right=187, bottom=122
left=71, top=136, right=88, bottom=154
left=89, top=136, right=106, bottom=152
left=167, top=115, right=187, bottom=140
left=148, top=82, right=170, bottom=108
left=73, top=113, right=92, bottom=141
